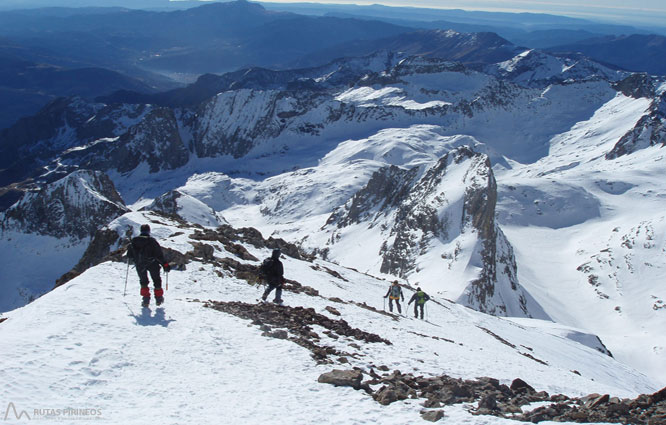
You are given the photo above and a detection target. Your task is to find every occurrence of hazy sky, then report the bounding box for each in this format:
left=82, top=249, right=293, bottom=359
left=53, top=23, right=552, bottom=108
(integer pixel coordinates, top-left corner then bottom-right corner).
left=261, top=0, right=666, bottom=26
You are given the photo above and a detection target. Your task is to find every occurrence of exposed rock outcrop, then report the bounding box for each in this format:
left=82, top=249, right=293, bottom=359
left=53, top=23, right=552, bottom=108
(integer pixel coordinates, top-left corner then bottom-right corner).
left=606, top=90, right=666, bottom=159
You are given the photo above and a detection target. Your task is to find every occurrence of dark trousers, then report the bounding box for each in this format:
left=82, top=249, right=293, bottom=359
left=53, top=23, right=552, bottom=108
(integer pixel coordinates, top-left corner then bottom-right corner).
left=389, top=298, right=402, bottom=313
left=137, top=263, right=162, bottom=297
left=414, top=303, right=424, bottom=319
left=262, top=284, right=283, bottom=302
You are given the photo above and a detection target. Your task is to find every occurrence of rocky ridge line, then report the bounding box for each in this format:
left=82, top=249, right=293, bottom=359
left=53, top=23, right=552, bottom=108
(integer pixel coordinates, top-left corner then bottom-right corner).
left=318, top=368, right=666, bottom=424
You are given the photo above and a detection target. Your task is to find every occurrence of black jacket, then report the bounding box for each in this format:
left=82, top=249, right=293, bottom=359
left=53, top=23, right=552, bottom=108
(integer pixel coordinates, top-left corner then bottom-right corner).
left=262, top=257, right=284, bottom=286
left=127, top=234, right=166, bottom=270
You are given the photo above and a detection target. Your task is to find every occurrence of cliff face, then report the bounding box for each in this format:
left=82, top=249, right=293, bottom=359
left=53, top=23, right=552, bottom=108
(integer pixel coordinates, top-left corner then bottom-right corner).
left=1, top=170, right=128, bottom=241
left=323, top=146, right=547, bottom=319
left=0, top=98, right=150, bottom=187
left=606, top=86, right=666, bottom=159
left=64, top=107, right=190, bottom=173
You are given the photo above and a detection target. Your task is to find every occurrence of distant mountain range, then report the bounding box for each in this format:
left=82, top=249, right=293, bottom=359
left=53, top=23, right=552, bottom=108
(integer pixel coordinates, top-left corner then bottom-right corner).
left=0, top=1, right=412, bottom=129
left=0, top=0, right=199, bottom=10
left=260, top=2, right=666, bottom=41
left=547, top=34, right=666, bottom=76
left=0, top=53, right=155, bottom=129
left=0, top=0, right=665, bottom=132
left=293, top=30, right=522, bottom=69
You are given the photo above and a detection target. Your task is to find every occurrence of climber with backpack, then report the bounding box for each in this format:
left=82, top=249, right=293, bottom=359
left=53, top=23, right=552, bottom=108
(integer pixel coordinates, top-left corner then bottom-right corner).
left=408, top=287, right=431, bottom=319
left=260, top=248, right=285, bottom=304
left=383, top=280, right=404, bottom=314
left=126, top=224, right=170, bottom=307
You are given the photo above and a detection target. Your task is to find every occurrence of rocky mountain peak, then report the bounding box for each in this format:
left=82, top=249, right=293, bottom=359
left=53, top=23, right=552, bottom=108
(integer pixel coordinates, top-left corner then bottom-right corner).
left=321, top=145, right=545, bottom=318
left=0, top=169, right=128, bottom=240
left=613, top=73, right=658, bottom=99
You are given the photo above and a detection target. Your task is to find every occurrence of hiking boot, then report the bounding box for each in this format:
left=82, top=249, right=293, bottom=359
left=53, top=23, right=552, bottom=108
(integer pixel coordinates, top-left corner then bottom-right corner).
left=273, top=299, right=283, bottom=305
left=141, top=296, right=150, bottom=307
left=156, top=296, right=164, bottom=306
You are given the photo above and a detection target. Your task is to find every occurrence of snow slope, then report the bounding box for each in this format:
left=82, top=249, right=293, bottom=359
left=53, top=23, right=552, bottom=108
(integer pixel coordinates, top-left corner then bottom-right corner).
left=495, top=92, right=666, bottom=385
left=0, top=232, right=87, bottom=313
left=0, top=211, right=658, bottom=424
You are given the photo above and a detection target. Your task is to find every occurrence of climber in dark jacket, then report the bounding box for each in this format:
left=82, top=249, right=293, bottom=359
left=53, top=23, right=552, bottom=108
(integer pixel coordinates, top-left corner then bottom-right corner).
left=384, top=280, right=404, bottom=313
left=408, top=287, right=431, bottom=319
left=261, top=249, right=285, bottom=304
left=127, top=224, right=170, bottom=307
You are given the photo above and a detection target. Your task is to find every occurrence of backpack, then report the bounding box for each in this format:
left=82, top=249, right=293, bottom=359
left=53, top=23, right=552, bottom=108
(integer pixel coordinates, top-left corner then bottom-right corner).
left=390, top=285, right=401, bottom=299
left=260, top=258, right=277, bottom=277
left=129, top=236, right=154, bottom=269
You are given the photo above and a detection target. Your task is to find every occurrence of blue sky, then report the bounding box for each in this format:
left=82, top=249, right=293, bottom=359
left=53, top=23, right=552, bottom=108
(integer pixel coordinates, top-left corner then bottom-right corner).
left=261, top=0, right=666, bottom=26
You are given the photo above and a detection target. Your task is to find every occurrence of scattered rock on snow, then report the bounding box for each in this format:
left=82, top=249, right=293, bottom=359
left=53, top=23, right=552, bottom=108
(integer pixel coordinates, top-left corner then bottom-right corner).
left=324, top=366, right=666, bottom=425
left=204, top=300, right=390, bottom=364
left=510, top=377, right=535, bottom=394
left=317, top=369, right=363, bottom=390
left=420, top=409, right=444, bottom=422
left=325, top=306, right=341, bottom=316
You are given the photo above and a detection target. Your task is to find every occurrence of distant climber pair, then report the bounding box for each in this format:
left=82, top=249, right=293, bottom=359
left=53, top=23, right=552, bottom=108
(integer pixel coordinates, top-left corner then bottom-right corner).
left=384, top=280, right=431, bottom=319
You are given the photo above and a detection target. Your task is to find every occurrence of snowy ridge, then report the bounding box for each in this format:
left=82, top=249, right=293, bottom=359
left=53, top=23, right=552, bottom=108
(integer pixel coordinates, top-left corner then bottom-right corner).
left=607, top=89, right=666, bottom=158
left=491, top=49, right=627, bottom=87
left=0, top=210, right=658, bottom=424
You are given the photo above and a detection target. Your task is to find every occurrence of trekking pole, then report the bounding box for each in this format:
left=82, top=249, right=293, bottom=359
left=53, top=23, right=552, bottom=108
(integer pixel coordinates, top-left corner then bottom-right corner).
left=166, top=271, right=169, bottom=291
left=123, top=256, right=130, bottom=297
left=383, top=297, right=386, bottom=311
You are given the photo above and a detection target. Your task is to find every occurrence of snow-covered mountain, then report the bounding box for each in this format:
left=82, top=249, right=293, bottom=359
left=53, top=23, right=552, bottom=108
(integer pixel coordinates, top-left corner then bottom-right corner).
left=1, top=36, right=666, bottom=397
left=0, top=170, right=128, bottom=312
left=0, top=210, right=661, bottom=424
